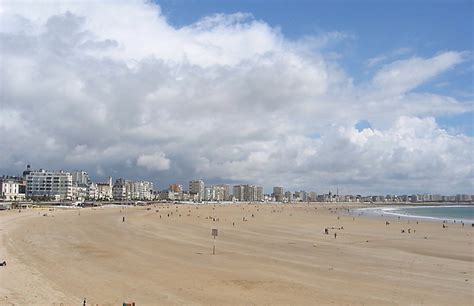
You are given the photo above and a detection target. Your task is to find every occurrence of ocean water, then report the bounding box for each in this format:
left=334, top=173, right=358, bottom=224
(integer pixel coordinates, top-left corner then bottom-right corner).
left=358, top=205, right=474, bottom=223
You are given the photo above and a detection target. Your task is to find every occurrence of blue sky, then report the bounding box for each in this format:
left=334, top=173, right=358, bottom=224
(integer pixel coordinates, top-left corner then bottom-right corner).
left=157, top=0, right=473, bottom=135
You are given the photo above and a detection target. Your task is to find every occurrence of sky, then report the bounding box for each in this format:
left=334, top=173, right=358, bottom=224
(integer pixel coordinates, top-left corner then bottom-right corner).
left=0, top=0, right=473, bottom=195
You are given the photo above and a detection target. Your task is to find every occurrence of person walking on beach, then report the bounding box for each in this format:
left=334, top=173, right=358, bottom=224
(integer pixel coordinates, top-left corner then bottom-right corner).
left=122, top=216, right=125, bottom=222
left=334, top=232, right=337, bottom=239
left=83, top=298, right=86, bottom=306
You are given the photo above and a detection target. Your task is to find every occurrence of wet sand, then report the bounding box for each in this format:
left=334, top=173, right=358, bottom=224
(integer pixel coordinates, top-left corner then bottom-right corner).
left=0, top=203, right=473, bottom=305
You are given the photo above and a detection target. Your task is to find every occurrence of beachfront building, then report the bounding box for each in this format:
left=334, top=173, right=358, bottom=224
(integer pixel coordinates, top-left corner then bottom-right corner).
left=272, top=186, right=284, bottom=202
left=131, top=180, right=154, bottom=200
left=202, top=185, right=230, bottom=202
left=233, top=184, right=264, bottom=202
left=0, top=177, right=25, bottom=201
left=216, top=184, right=231, bottom=201
left=71, top=170, right=93, bottom=201
left=88, top=182, right=98, bottom=200
left=113, top=178, right=131, bottom=201
left=233, top=185, right=245, bottom=201
left=189, top=180, right=204, bottom=202
left=25, top=169, right=73, bottom=200
left=112, top=179, right=154, bottom=201
left=308, top=192, right=317, bottom=202
left=97, top=177, right=113, bottom=200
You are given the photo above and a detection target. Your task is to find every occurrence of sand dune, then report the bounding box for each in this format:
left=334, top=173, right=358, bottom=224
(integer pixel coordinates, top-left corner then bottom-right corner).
left=0, top=203, right=472, bottom=305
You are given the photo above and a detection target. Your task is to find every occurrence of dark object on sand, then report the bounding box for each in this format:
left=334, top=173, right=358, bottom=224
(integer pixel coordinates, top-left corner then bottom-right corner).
left=0, top=261, right=6, bottom=266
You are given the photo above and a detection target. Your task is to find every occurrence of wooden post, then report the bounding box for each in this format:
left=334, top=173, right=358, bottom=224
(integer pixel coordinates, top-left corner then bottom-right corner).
left=212, top=228, right=218, bottom=255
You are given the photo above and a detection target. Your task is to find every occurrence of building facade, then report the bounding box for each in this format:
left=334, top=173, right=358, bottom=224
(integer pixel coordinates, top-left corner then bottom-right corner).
left=233, top=184, right=264, bottom=202
left=0, top=177, right=25, bottom=201
left=25, top=170, right=73, bottom=200
left=272, top=186, right=284, bottom=202
left=97, top=177, right=113, bottom=200
left=189, top=180, right=204, bottom=201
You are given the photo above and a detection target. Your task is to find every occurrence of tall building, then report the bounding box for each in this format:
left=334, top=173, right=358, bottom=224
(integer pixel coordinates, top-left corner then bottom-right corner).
left=272, top=186, right=284, bottom=202
left=26, top=169, right=73, bottom=200
left=256, top=186, right=264, bottom=202
left=130, top=181, right=152, bottom=200
left=71, top=170, right=91, bottom=186
left=113, top=178, right=130, bottom=201
left=233, top=185, right=245, bottom=201
left=71, top=170, right=93, bottom=201
left=233, top=184, right=264, bottom=202
left=189, top=180, right=204, bottom=201
left=113, top=179, right=154, bottom=201
left=204, top=186, right=212, bottom=201
left=215, top=184, right=231, bottom=201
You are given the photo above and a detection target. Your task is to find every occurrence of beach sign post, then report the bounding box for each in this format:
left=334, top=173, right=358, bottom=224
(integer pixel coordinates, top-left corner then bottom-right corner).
left=212, top=228, right=218, bottom=255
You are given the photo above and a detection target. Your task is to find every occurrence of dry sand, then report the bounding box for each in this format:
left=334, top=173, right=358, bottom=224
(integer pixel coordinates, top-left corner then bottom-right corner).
left=0, top=203, right=473, bottom=305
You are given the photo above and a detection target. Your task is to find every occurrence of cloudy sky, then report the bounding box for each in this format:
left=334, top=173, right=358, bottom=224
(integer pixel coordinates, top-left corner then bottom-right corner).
left=0, top=0, right=473, bottom=194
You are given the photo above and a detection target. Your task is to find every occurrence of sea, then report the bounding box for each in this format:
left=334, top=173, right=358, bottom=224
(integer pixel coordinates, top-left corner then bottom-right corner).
left=356, top=205, right=474, bottom=223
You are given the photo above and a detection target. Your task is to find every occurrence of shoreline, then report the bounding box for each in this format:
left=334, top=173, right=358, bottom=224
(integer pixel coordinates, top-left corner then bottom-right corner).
left=353, top=205, right=474, bottom=224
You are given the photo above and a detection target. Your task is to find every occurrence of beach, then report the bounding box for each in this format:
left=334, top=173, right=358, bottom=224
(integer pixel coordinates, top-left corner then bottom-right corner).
left=0, top=203, right=473, bottom=305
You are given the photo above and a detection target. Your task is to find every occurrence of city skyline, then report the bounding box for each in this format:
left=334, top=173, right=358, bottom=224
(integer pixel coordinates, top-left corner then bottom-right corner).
left=1, top=164, right=472, bottom=200
left=1, top=0, right=473, bottom=195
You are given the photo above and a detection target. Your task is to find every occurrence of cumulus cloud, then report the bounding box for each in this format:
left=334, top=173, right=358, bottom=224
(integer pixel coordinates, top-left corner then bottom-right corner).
left=137, top=152, right=171, bottom=171
left=0, top=0, right=472, bottom=194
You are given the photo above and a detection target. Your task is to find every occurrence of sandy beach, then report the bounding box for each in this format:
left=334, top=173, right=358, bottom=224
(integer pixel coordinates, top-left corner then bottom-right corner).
left=0, top=203, right=473, bottom=305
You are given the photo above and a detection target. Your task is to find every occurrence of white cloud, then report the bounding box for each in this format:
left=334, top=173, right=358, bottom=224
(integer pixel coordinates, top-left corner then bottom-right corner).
left=372, top=52, right=465, bottom=95
left=137, top=152, right=171, bottom=171
left=0, top=0, right=472, bottom=193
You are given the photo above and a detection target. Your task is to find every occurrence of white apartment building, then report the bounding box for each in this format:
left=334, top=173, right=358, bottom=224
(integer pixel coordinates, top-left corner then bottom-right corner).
left=0, top=178, right=25, bottom=201
left=234, top=184, right=264, bottom=202
left=215, top=184, right=230, bottom=201
left=189, top=180, right=204, bottom=201
left=26, top=170, right=73, bottom=200
left=70, top=170, right=93, bottom=201
left=88, top=182, right=98, bottom=200
left=97, top=177, right=113, bottom=200
left=131, top=180, right=154, bottom=200
left=113, top=179, right=154, bottom=201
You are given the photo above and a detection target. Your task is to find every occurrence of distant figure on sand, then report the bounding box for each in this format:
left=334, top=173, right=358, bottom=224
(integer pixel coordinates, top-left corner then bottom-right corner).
left=334, top=232, right=337, bottom=239
left=83, top=298, right=86, bottom=306
left=0, top=260, right=6, bottom=266
left=123, top=216, right=125, bottom=222
left=324, top=228, right=329, bottom=235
